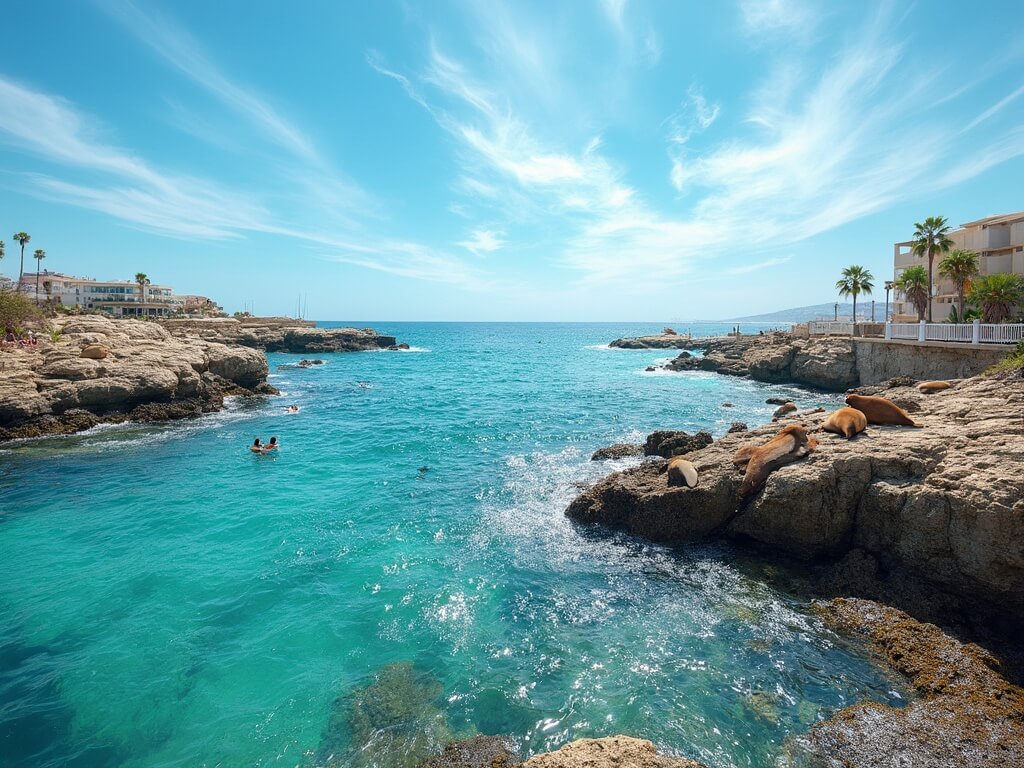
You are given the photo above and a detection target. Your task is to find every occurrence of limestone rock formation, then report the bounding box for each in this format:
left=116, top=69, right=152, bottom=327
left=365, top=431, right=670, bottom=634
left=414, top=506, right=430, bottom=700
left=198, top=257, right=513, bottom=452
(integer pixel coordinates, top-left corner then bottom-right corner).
left=567, top=374, right=1024, bottom=616
left=590, top=443, right=645, bottom=460
left=608, top=334, right=695, bottom=349
left=161, top=316, right=399, bottom=353
left=0, top=315, right=273, bottom=440
left=418, top=736, right=520, bottom=768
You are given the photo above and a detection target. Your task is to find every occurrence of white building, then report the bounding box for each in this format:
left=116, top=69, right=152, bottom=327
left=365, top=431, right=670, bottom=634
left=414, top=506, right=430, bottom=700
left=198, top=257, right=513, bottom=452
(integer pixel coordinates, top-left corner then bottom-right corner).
left=18, top=271, right=185, bottom=317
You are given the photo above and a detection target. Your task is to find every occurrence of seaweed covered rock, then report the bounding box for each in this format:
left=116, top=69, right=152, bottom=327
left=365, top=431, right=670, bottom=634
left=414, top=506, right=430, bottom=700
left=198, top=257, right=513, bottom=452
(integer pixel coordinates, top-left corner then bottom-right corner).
left=418, top=736, right=520, bottom=768
left=522, top=736, right=706, bottom=767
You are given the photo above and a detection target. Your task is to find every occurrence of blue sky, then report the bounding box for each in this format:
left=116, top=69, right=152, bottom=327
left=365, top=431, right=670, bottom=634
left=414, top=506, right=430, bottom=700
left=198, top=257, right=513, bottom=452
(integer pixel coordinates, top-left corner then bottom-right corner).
left=1, top=0, right=1022, bottom=320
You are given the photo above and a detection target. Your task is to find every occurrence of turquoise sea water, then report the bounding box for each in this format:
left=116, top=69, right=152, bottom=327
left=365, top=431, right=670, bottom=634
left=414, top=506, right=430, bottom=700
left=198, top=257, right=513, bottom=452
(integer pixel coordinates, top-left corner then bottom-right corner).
left=0, top=323, right=905, bottom=768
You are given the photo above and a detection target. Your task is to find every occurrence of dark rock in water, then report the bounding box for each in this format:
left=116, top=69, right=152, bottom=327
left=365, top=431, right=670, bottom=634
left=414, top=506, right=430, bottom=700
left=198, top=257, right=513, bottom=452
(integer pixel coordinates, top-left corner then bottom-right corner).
left=765, top=397, right=789, bottom=405
left=388, top=343, right=412, bottom=351
left=590, top=443, right=644, bottom=461
left=721, top=402, right=734, bottom=408
left=804, top=598, right=1024, bottom=768
left=298, top=359, right=325, bottom=367
left=771, top=402, right=797, bottom=420
left=418, top=736, right=520, bottom=768
left=643, top=430, right=713, bottom=458
left=318, top=661, right=449, bottom=768
left=727, top=422, right=748, bottom=433
left=645, top=366, right=657, bottom=372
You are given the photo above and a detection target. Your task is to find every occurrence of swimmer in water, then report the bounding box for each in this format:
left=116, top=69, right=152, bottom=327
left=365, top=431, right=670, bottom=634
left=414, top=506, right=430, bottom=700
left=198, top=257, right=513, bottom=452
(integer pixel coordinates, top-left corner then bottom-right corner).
left=285, top=405, right=299, bottom=414
left=250, top=438, right=263, bottom=453
left=262, top=436, right=279, bottom=452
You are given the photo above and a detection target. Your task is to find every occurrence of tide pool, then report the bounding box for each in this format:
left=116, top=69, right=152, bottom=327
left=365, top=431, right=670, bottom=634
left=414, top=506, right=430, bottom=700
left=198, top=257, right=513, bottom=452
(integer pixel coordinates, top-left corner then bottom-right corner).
left=0, top=323, right=904, bottom=768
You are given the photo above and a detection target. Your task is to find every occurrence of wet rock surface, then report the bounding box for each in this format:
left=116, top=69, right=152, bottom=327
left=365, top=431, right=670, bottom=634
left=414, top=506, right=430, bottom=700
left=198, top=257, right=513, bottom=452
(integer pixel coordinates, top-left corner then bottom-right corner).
left=643, top=430, right=714, bottom=458
left=0, top=316, right=275, bottom=441
left=567, top=374, right=1024, bottom=618
left=522, top=736, right=706, bottom=767
left=590, top=443, right=645, bottom=460
left=802, top=598, right=1024, bottom=768
left=418, top=736, right=520, bottom=768
left=161, top=316, right=400, bottom=352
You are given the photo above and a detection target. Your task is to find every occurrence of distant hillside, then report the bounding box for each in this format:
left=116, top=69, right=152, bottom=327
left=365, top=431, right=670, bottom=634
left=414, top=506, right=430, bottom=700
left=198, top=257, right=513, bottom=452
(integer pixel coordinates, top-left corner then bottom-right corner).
left=725, top=302, right=858, bottom=323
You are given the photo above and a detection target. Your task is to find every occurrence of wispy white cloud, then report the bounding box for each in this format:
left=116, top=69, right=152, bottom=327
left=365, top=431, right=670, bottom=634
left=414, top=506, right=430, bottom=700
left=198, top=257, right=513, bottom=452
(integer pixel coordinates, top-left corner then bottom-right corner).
left=457, top=228, right=506, bottom=256
left=963, top=83, right=1024, bottom=132
left=738, top=0, right=819, bottom=40
left=666, top=86, right=722, bottom=192
left=100, top=0, right=320, bottom=164
left=725, top=256, right=792, bottom=275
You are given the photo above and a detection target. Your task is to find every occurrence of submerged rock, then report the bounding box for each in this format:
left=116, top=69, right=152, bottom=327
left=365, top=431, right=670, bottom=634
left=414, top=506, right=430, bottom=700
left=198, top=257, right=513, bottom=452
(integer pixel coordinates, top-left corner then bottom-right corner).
left=319, top=661, right=449, bottom=768
left=418, top=736, right=520, bottom=768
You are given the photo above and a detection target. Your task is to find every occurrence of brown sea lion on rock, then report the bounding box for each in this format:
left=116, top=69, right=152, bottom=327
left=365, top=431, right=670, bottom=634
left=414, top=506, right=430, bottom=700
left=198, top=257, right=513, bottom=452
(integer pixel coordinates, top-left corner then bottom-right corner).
left=917, top=380, right=952, bottom=394
left=737, top=425, right=818, bottom=499
left=772, top=402, right=797, bottom=420
left=732, top=443, right=757, bottom=468
left=662, top=457, right=699, bottom=488
left=845, top=394, right=920, bottom=427
left=821, top=407, right=868, bottom=439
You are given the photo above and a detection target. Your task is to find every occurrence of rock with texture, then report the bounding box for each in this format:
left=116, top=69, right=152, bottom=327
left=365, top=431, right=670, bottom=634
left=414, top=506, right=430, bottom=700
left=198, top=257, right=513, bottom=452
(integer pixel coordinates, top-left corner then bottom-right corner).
left=590, top=443, right=645, bottom=460
left=567, top=374, right=1024, bottom=616
left=522, top=737, right=705, bottom=768
left=418, top=737, right=520, bottom=768
left=161, top=316, right=399, bottom=352
left=608, top=335, right=696, bottom=349
left=0, top=315, right=273, bottom=440
left=802, top=598, right=1024, bottom=768
left=643, top=430, right=714, bottom=458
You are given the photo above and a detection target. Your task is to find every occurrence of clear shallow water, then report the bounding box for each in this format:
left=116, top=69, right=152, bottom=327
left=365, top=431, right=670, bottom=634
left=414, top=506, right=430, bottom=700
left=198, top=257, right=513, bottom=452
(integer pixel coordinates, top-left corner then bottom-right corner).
left=0, top=323, right=905, bottom=768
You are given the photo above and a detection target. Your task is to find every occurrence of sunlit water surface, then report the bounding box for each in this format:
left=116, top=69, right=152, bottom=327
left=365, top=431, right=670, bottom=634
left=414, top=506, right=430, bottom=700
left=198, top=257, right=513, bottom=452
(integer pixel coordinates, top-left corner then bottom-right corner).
left=0, top=323, right=905, bottom=768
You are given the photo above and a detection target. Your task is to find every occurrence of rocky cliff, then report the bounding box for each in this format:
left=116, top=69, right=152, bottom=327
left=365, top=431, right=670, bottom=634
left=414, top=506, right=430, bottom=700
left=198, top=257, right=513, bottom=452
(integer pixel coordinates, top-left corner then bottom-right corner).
left=161, top=317, right=400, bottom=353
left=608, top=334, right=697, bottom=349
left=567, top=374, right=1024, bottom=619
left=0, top=316, right=275, bottom=441
left=662, top=334, right=1006, bottom=390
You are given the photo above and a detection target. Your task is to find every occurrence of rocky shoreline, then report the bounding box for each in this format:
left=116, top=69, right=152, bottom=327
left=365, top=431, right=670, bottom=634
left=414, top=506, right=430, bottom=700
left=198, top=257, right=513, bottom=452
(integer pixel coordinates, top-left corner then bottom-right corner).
left=161, top=316, right=403, bottom=353
left=0, top=316, right=276, bottom=441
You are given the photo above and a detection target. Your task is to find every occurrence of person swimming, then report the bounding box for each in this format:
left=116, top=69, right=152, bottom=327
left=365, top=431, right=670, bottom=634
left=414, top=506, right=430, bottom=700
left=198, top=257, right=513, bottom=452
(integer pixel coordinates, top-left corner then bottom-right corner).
left=262, top=436, right=279, bottom=452
left=285, top=405, right=299, bottom=414
left=250, top=438, right=263, bottom=453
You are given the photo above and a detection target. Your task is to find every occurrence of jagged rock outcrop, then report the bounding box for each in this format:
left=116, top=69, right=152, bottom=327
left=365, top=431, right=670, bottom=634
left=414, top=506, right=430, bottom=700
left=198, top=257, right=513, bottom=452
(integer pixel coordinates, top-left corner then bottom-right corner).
left=161, top=316, right=398, bottom=352
left=591, top=443, right=645, bottom=460
left=802, top=598, right=1024, bottom=767
left=567, top=374, right=1024, bottom=617
left=643, top=430, right=714, bottom=458
left=609, top=334, right=696, bottom=349
left=0, top=316, right=274, bottom=440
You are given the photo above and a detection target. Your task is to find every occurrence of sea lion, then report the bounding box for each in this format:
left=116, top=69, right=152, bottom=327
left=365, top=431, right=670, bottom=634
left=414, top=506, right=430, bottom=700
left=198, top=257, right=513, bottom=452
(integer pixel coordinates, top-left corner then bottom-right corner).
left=821, top=406, right=868, bottom=439
left=845, top=394, right=920, bottom=427
left=737, top=425, right=817, bottom=499
left=917, top=380, right=952, bottom=394
left=732, top=443, right=757, bottom=468
left=665, top=457, right=699, bottom=488
left=772, top=402, right=797, bottom=420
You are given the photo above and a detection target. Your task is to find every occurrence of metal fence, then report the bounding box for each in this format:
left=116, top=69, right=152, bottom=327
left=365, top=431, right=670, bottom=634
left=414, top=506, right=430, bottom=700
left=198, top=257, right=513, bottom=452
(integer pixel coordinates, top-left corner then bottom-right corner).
left=886, top=320, right=1024, bottom=345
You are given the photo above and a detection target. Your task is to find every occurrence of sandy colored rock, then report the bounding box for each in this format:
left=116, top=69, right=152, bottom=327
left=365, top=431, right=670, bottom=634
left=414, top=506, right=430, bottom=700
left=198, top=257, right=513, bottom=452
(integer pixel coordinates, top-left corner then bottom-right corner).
left=0, top=315, right=274, bottom=440
left=161, top=316, right=399, bottom=352
left=522, top=736, right=705, bottom=768
left=79, top=343, right=110, bottom=359
left=567, top=374, right=1024, bottom=614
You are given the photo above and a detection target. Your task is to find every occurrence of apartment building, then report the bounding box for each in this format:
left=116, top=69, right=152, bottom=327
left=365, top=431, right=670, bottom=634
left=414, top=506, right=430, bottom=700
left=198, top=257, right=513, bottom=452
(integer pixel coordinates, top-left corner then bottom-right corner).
left=892, top=211, right=1024, bottom=320
left=18, top=271, right=185, bottom=317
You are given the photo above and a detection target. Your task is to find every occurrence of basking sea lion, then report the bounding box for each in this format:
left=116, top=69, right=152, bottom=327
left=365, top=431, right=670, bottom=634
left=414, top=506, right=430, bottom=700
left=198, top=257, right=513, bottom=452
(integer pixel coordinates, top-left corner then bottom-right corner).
left=845, top=394, right=920, bottom=427
left=821, top=406, right=868, bottom=439
left=918, top=380, right=952, bottom=394
left=732, top=443, right=757, bottom=468
left=737, top=425, right=817, bottom=499
left=772, top=402, right=797, bottom=420
left=665, top=457, right=699, bottom=488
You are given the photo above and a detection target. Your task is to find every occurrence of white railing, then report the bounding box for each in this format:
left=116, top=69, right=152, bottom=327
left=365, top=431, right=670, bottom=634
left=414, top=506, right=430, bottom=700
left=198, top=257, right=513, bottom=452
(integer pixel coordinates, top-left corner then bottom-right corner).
left=809, top=321, right=854, bottom=336
left=885, top=320, right=1024, bottom=345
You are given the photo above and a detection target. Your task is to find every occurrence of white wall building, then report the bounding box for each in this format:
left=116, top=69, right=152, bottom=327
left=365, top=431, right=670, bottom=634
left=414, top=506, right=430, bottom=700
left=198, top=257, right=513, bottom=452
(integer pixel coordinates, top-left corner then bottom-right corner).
left=18, top=271, right=185, bottom=317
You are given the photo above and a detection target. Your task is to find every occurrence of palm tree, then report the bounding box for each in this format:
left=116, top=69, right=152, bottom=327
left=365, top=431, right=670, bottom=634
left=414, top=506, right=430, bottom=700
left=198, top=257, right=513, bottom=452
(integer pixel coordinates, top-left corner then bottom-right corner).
left=12, top=232, right=31, bottom=288
left=967, top=274, right=1024, bottom=324
left=884, top=280, right=895, bottom=322
left=938, top=249, right=979, bottom=321
left=910, top=216, right=954, bottom=322
left=135, top=272, right=151, bottom=315
left=835, top=265, right=874, bottom=323
left=0, top=240, right=5, bottom=270
left=896, top=266, right=930, bottom=321
left=33, top=249, right=46, bottom=304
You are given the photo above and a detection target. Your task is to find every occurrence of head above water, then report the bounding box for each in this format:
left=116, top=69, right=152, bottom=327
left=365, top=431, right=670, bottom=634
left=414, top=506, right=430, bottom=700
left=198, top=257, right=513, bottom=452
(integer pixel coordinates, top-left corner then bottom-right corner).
left=268, top=437, right=278, bottom=445
left=253, top=438, right=262, bottom=447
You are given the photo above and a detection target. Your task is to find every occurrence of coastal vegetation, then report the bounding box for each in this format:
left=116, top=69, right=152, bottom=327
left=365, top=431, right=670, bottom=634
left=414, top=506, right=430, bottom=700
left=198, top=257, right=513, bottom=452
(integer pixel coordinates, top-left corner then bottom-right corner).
left=967, top=272, right=1024, bottom=324
left=938, top=248, right=979, bottom=320
left=135, top=272, right=150, bottom=304
left=12, top=231, right=31, bottom=284
left=910, top=216, right=954, bottom=322
left=835, top=265, right=873, bottom=321
left=32, top=248, right=46, bottom=303
left=894, top=265, right=930, bottom=321
left=0, top=288, right=39, bottom=329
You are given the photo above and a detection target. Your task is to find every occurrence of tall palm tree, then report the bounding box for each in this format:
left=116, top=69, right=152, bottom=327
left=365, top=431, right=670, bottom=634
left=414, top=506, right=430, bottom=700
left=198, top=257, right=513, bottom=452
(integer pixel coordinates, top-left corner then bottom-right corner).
left=12, top=232, right=31, bottom=288
left=135, top=272, right=151, bottom=315
left=910, top=216, right=954, bottom=322
left=938, top=249, right=979, bottom=321
left=896, top=266, right=930, bottom=321
left=967, top=274, right=1024, bottom=324
left=33, top=249, right=46, bottom=304
left=835, top=265, right=874, bottom=323
left=884, top=280, right=895, bottom=322
left=0, top=240, right=5, bottom=271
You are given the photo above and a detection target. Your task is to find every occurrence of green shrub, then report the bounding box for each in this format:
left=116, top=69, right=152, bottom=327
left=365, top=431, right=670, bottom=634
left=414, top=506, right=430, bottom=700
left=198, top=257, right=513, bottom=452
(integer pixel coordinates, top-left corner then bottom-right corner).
left=0, top=289, right=40, bottom=330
